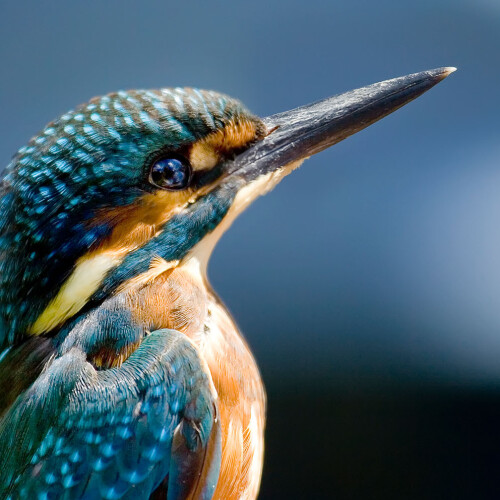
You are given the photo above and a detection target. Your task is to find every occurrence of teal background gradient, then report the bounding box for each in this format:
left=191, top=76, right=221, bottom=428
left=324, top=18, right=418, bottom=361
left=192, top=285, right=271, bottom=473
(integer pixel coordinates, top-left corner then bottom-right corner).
left=1, top=1, right=499, bottom=497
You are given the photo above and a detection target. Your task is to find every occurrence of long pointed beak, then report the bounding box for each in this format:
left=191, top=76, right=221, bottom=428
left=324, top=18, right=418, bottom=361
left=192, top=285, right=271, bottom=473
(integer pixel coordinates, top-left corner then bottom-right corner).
left=227, top=67, right=456, bottom=181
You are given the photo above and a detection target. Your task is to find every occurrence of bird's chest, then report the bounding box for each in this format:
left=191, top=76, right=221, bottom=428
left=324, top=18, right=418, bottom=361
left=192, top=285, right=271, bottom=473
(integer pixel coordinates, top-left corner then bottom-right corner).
left=128, top=264, right=266, bottom=499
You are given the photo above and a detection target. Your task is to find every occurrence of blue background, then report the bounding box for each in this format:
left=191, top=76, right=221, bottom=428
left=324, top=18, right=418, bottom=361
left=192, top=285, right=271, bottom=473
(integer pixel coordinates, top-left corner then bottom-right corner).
left=1, top=1, right=499, bottom=497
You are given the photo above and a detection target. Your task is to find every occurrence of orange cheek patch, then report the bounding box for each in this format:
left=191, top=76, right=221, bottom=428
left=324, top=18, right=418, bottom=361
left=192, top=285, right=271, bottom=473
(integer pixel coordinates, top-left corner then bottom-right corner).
left=189, top=117, right=265, bottom=171
left=89, top=189, right=195, bottom=257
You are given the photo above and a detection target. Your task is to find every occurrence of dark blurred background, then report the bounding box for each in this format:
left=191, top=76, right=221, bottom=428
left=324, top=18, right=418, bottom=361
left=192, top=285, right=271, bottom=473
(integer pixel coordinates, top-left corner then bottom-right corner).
left=2, top=1, right=500, bottom=498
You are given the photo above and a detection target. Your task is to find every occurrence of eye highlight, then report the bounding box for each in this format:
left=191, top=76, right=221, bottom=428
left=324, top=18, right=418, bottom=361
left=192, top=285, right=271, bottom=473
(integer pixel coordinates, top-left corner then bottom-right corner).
left=149, top=156, right=192, bottom=190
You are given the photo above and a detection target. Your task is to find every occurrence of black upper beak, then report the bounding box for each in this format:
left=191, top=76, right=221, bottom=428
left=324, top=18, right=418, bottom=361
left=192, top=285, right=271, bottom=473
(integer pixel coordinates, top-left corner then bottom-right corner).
left=227, top=67, right=456, bottom=181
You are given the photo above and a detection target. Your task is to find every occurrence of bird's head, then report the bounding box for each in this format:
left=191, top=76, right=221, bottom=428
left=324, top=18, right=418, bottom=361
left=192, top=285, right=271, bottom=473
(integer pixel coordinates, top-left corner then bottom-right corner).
left=0, top=68, right=454, bottom=348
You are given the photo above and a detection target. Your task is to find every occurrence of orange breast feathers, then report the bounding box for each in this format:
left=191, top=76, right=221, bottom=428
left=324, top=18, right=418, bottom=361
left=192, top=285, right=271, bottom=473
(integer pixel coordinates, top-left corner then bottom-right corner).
left=122, top=264, right=266, bottom=499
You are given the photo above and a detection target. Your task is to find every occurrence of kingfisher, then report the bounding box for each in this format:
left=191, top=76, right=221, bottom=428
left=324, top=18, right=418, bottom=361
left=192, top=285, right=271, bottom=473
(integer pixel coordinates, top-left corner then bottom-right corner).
left=0, top=67, right=454, bottom=499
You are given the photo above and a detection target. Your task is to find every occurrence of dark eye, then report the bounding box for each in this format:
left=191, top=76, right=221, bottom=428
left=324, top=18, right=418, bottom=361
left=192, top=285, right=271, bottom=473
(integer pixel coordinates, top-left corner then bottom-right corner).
left=149, top=156, right=192, bottom=190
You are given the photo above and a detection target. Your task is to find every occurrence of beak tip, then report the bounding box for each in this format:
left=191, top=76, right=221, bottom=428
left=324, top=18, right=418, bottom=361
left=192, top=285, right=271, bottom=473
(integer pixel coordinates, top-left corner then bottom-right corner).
left=435, top=66, right=457, bottom=80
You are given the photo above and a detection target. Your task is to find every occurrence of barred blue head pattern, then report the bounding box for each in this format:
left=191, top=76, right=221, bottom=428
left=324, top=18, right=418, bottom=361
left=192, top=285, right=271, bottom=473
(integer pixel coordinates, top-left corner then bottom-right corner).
left=0, top=88, right=263, bottom=348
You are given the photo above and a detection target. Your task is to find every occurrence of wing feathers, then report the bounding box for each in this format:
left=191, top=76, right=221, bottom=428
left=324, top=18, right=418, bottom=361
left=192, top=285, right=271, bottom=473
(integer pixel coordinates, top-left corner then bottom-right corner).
left=0, top=329, right=221, bottom=500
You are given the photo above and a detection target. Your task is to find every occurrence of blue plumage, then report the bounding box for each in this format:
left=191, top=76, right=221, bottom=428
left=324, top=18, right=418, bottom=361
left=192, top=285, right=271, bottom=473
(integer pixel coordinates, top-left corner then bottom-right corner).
left=0, top=329, right=218, bottom=499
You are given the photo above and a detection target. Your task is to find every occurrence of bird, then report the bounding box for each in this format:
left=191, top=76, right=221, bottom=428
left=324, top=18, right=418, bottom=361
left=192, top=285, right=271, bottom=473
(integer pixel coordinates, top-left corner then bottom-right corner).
left=0, top=67, right=454, bottom=500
